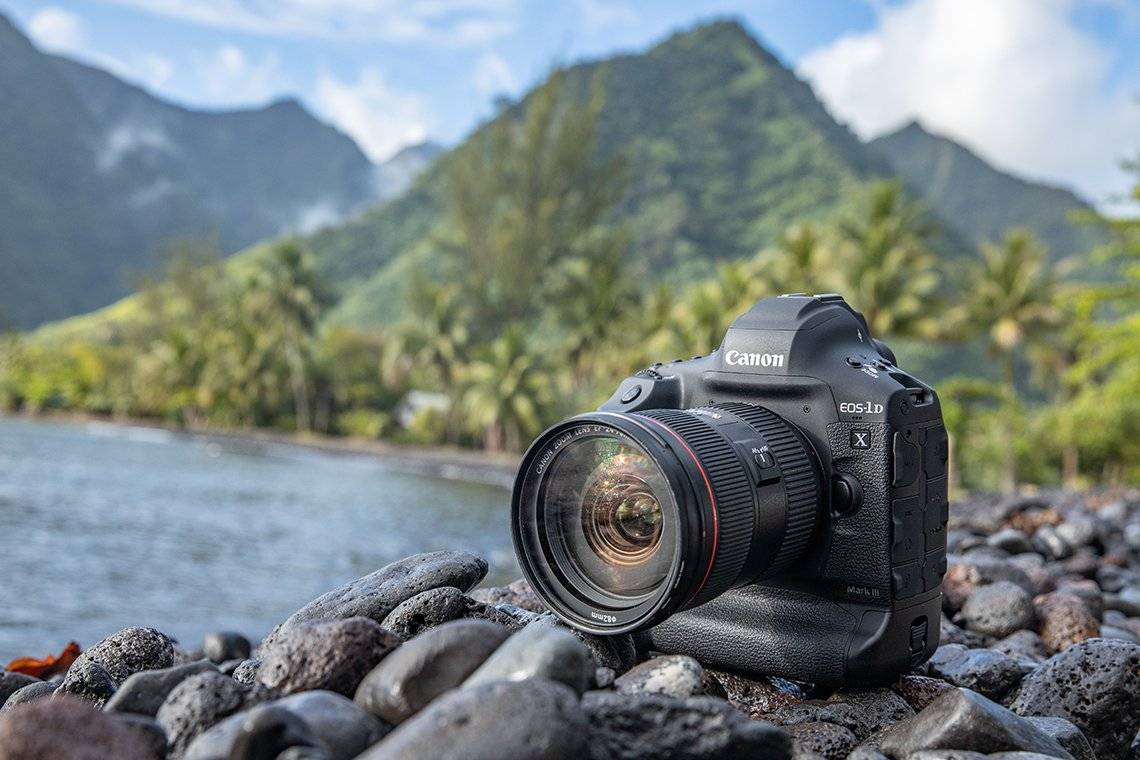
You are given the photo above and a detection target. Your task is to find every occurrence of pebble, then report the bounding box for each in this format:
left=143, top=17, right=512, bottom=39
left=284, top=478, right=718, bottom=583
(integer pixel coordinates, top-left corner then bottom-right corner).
left=788, top=720, right=858, bottom=759
left=257, top=617, right=401, bottom=697
left=987, top=529, right=1034, bottom=555
left=0, top=671, right=38, bottom=706
left=613, top=655, right=705, bottom=698
left=275, top=691, right=388, bottom=759
left=959, top=581, right=1037, bottom=638
left=942, top=557, right=1034, bottom=613
left=354, top=619, right=509, bottom=724
left=1032, top=525, right=1072, bottom=560
left=115, top=713, right=168, bottom=758
left=709, top=669, right=803, bottom=717
left=228, top=704, right=322, bottom=760
left=469, top=578, right=548, bottom=612
left=941, top=616, right=993, bottom=649
left=0, top=695, right=158, bottom=760
left=880, top=688, right=1072, bottom=758
left=1009, top=638, right=1140, bottom=760
left=202, top=632, right=251, bottom=664
left=1054, top=516, right=1098, bottom=551
left=893, top=674, right=956, bottom=712
left=1022, top=716, right=1094, bottom=760
left=104, top=659, right=219, bottom=715
left=0, top=680, right=57, bottom=712
left=259, top=551, right=487, bottom=651
left=54, top=659, right=118, bottom=707
left=1055, top=579, right=1104, bottom=620
left=68, top=626, right=175, bottom=683
left=463, top=621, right=593, bottom=695
left=992, top=630, right=1047, bottom=665
left=357, top=678, right=588, bottom=760
left=583, top=690, right=791, bottom=760
left=826, top=687, right=915, bottom=736
left=926, top=645, right=1027, bottom=700
left=379, top=586, right=517, bottom=640
left=1032, top=592, right=1100, bottom=654
left=231, top=659, right=260, bottom=685
left=156, top=670, right=264, bottom=758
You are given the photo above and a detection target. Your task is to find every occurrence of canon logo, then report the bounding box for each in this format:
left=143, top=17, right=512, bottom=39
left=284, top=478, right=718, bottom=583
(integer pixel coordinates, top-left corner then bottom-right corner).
left=725, top=350, right=785, bottom=368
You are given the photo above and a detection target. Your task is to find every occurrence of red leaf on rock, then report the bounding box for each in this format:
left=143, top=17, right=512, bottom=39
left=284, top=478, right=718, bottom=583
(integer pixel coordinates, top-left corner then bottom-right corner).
left=6, top=641, right=82, bottom=678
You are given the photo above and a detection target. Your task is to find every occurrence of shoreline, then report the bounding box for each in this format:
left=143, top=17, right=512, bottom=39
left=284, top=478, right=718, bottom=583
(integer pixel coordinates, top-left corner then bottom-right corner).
left=0, top=411, right=520, bottom=489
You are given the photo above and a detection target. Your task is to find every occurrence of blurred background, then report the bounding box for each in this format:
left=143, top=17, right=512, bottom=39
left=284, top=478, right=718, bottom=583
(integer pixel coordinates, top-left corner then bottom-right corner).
left=0, top=0, right=1137, bottom=657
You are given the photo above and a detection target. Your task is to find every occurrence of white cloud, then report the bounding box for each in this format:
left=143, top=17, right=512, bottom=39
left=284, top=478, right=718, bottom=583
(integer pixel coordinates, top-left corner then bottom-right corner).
left=473, top=52, right=516, bottom=95
left=98, top=0, right=518, bottom=46
left=27, top=7, right=86, bottom=53
left=314, top=67, right=432, bottom=163
left=798, top=0, right=1140, bottom=209
left=577, top=0, right=638, bottom=31
left=97, top=122, right=178, bottom=172
left=193, top=45, right=287, bottom=105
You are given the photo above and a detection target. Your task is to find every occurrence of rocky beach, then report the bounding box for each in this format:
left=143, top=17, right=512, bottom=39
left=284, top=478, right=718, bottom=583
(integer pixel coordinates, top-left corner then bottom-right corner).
left=2, top=490, right=1139, bottom=760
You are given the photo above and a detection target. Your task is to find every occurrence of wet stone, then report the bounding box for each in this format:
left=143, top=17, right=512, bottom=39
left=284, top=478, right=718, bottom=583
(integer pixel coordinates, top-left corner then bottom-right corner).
left=709, top=669, right=803, bottom=718
left=926, top=645, right=1027, bottom=700
left=104, top=659, right=219, bottom=716
left=463, top=621, right=593, bottom=695
left=1022, top=716, right=1094, bottom=760
left=257, top=617, right=401, bottom=697
left=354, top=619, right=509, bottom=725
left=613, top=655, right=705, bottom=698
left=357, top=678, right=587, bottom=760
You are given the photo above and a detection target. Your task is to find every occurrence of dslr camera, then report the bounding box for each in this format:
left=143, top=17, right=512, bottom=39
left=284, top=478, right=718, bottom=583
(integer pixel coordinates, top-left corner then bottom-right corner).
left=511, top=293, right=948, bottom=684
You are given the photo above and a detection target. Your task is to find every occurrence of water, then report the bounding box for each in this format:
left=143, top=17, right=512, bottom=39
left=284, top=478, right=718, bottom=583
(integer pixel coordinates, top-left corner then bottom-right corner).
left=0, top=418, right=516, bottom=661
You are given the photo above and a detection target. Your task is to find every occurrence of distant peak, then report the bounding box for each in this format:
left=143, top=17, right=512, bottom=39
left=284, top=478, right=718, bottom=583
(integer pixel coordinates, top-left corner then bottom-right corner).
left=265, top=96, right=308, bottom=115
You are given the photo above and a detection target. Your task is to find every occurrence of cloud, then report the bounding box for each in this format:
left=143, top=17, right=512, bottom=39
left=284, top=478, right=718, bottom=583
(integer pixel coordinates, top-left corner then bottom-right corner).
left=576, top=0, right=638, bottom=31
left=473, top=52, right=516, bottom=96
left=98, top=0, right=518, bottom=46
left=27, top=7, right=86, bottom=53
left=798, top=0, right=1140, bottom=208
left=314, top=67, right=432, bottom=163
left=97, top=122, right=178, bottom=172
left=192, top=45, right=287, bottom=105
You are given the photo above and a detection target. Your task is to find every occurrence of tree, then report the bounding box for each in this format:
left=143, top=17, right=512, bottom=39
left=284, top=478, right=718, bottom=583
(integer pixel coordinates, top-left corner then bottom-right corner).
left=754, top=222, right=833, bottom=295
left=460, top=326, right=553, bottom=452
left=956, top=229, right=1063, bottom=490
left=835, top=181, right=941, bottom=338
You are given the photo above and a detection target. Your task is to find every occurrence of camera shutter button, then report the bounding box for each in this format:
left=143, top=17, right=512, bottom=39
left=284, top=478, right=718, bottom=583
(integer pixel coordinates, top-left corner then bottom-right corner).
left=619, top=385, right=642, bottom=404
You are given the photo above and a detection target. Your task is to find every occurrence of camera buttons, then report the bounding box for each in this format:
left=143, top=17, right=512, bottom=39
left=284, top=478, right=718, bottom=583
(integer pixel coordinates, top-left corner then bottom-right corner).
left=619, top=385, right=642, bottom=404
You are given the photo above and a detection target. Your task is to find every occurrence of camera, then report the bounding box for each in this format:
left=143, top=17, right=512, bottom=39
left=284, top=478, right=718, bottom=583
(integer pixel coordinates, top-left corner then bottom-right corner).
left=511, top=293, right=949, bottom=684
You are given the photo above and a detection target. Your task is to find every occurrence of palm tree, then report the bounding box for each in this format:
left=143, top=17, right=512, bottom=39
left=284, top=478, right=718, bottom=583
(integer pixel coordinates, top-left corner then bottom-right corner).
left=461, top=326, right=552, bottom=452
left=956, top=229, right=1063, bottom=490
left=836, top=181, right=941, bottom=338
left=754, top=222, right=834, bottom=295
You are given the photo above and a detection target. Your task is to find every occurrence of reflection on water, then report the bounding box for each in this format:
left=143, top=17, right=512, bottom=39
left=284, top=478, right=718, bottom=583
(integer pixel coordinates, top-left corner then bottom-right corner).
left=0, top=418, right=515, bottom=659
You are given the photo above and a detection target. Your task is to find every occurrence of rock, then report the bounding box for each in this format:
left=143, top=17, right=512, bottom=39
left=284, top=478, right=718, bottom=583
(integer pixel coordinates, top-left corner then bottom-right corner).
left=231, top=659, right=260, bottom=684
left=1008, top=554, right=1056, bottom=597
left=1100, top=624, right=1139, bottom=642
left=847, top=747, right=891, bottom=760
left=260, top=551, right=487, bottom=651
left=202, top=632, right=251, bottom=664
left=463, top=622, right=593, bottom=695
left=0, top=695, right=159, bottom=760
left=54, top=659, right=117, bottom=707
left=1033, top=593, right=1100, bottom=654
left=488, top=602, right=545, bottom=631
left=69, top=626, right=175, bottom=683
left=276, top=691, right=387, bottom=759
left=582, top=690, right=791, bottom=760
left=469, top=578, right=547, bottom=612
left=880, top=688, right=1072, bottom=758
left=357, top=678, right=587, bottom=760
left=926, top=645, right=1026, bottom=700
left=787, top=721, right=858, bottom=759
left=613, top=655, right=705, bottom=698
left=104, top=659, right=219, bottom=716
left=228, top=704, right=322, bottom=760
left=960, top=581, right=1037, bottom=638
left=988, top=529, right=1034, bottom=556
left=378, top=586, right=517, bottom=640
left=275, top=749, right=331, bottom=760
left=1022, top=716, right=1094, bottom=760
left=1032, top=525, right=1072, bottom=560
left=0, top=681, right=56, bottom=712
left=218, top=659, right=244, bottom=676
left=354, top=619, right=509, bottom=724
left=257, top=617, right=401, bottom=697
left=766, top=700, right=871, bottom=740
left=0, top=672, right=39, bottom=706
left=941, top=616, right=994, bottom=649
left=594, top=667, right=616, bottom=689
left=156, top=670, right=264, bottom=758
left=709, top=669, right=803, bottom=718
left=992, top=629, right=1047, bottom=660
left=905, top=753, right=990, bottom=760
left=1055, top=517, right=1098, bottom=551
left=1009, top=638, right=1140, bottom=760
left=893, top=674, right=956, bottom=712
left=943, top=558, right=1034, bottom=613
left=1055, top=579, right=1104, bottom=621
left=826, top=687, right=915, bottom=737
left=114, top=713, right=168, bottom=759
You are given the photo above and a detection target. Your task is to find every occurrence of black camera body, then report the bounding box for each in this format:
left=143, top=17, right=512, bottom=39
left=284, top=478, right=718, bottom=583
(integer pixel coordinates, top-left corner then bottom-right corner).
left=512, top=293, right=948, bottom=685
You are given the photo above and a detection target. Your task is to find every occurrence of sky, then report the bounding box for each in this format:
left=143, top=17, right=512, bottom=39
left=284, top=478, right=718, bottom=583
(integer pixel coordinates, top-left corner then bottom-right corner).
left=3, top=0, right=1138, bottom=210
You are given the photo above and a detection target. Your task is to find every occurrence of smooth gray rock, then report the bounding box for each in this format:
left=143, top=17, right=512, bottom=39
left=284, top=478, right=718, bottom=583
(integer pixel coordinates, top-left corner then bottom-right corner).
left=614, top=655, right=705, bottom=698
left=114, top=712, right=168, bottom=759
left=104, top=659, right=219, bottom=715
left=69, top=626, right=175, bottom=683
left=893, top=675, right=956, bottom=713
left=992, top=631, right=1048, bottom=665
left=0, top=671, right=39, bottom=706
left=354, top=619, right=509, bottom=724
left=157, top=670, right=264, bottom=758
left=941, top=615, right=994, bottom=649
left=1022, top=716, right=1094, bottom=760
left=879, top=688, right=1072, bottom=758
left=463, top=622, right=592, bottom=695
left=1032, top=525, right=1072, bottom=560
left=229, top=704, right=322, bottom=760
left=276, top=691, right=387, bottom=759
left=1010, top=638, right=1140, bottom=760
left=532, top=616, right=637, bottom=673
left=469, top=578, right=547, bottom=612
left=260, top=552, right=487, bottom=651
left=0, top=695, right=158, bottom=759
left=0, top=680, right=57, bottom=712
left=960, top=581, right=1036, bottom=638
left=54, top=659, right=117, bottom=707
left=927, top=645, right=1026, bottom=700
left=257, top=617, right=401, bottom=697
left=202, top=632, right=251, bottom=664
left=988, top=529, right=1034, bottom=556
left=582, top=690, right=791, bottom=760
left=1055, top=516, right=1097, bottom=551
left=357, top=678, right=587, bottom=760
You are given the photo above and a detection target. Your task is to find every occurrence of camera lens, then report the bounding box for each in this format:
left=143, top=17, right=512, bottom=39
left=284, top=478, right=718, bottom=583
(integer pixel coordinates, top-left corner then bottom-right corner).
left=512, top=403, right=823, bottom=634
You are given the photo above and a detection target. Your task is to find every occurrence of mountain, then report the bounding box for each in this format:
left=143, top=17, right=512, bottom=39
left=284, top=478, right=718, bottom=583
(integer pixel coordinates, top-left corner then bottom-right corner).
left=869, top=121, right=1103, bottom=261
left=0, top=13, right=438, bottom=329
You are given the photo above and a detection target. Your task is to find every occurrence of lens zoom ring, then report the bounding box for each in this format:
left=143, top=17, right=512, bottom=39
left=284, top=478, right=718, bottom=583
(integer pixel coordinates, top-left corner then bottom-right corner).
left=713, top=403, right=820, bottom=572
left=635, top=409, right=755, bottom=605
